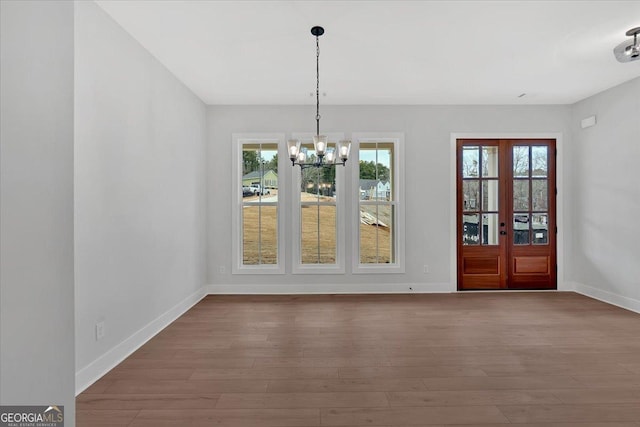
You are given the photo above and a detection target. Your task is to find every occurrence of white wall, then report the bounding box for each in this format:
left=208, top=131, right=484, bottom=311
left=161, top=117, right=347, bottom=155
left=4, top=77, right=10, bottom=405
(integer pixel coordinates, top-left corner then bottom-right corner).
left=570, top=77, right=640, bottom=312
left=208, top=105, right=571, bottom=292
left=74, top=1, right=207, bottom=392
left=0, top=0, right=76, bottom=423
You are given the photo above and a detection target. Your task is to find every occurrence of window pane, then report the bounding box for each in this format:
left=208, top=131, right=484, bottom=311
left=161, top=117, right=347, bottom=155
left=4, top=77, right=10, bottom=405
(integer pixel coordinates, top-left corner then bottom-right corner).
left=463, top=180, right=479, bottom=211
left=359, top=141, right=396, bottom=266
left=532, top=213, right=549, bottom=245
left=532, top=146, right=548, bottom=177
left=462, top=146, right=479, bottom=178
left=241, top=142, right=279, bottom=267
left=360, top=205, right=394, bottom=264
left=462, top=214, right=480, bottom=245
left=360, top=142, right=393, bottom=200
left=513, top=146, right=529, bottom=177
left=379, top=204, right=394, bottom=263
left=259, top=206, right=278, bottom=264
left=243, top=206, right=259, bottom=264
left=243, top=206, right=278, bottom=265
left=301, top=204, right=336, bottom=264
left=301, top=148, right=333, bottom=199
left=482, top=213, right=499, bottom=245
left=296, top=142, right=337, bottom=264
left=513, top=180, right=530, bottom=211
left=482, top=180, right=499, bottom=212
left=242, top=144, right=278, bottom=193
left=298, top=139, right=337, bottom=265
left=514, top=214, right=530, bottom=245
left=482, top=146, right=499, bottom=178
left=532, top=179, right=548, bottom=211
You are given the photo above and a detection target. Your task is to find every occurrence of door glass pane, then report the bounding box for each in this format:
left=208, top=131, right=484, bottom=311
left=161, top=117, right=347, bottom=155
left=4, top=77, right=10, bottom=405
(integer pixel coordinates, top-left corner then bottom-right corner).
left=462, top=214, right=480, bottom=245
left=463, top=180, right=479, bottom=211
left=532, top=213, right=548, bottom=245
left=513, top=180, right=530, bottom=211
left=462, top=147, right=479, bottom=178
left=482, top=213, right=499, bottom=245
left=514, top=214, right=530, bottom=245
left=532, top=180, right=548, bottom=211
left=482, top=146, right=499, bottom=178
left=532, top=146, right=548, bottom=177
left=513, top=146, right=529, bottom=177
left=482, top=180, right=499, bottom=211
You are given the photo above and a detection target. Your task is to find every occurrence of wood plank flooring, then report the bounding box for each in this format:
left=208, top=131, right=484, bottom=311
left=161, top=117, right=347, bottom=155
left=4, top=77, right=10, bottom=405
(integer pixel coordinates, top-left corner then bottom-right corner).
left=76, top=292, right=640, bottom=426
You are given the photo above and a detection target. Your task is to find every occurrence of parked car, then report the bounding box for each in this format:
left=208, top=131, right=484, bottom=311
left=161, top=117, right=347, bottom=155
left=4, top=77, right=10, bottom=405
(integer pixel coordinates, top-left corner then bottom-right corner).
left=242, top=186, right=254, bottom=197
left=250, top=184, right=270, bottom=195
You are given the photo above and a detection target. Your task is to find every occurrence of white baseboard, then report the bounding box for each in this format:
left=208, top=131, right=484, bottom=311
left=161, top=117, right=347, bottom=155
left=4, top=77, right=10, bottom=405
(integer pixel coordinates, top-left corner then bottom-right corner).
left=75, top=287, right=208, bottom=395
left=571, top=281, right=640, bottom=314
left=207, top=282, right=453, bottom=294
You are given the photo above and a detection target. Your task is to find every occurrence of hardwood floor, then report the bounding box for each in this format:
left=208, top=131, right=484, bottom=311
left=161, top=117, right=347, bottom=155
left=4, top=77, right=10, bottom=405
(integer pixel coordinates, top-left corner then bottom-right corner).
left=76, top=292, right=640, bottom=426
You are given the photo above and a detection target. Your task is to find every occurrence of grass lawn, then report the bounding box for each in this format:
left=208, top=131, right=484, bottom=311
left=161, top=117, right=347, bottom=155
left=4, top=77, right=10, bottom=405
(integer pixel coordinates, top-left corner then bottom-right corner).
left=242, top=193, right=391, bottom=264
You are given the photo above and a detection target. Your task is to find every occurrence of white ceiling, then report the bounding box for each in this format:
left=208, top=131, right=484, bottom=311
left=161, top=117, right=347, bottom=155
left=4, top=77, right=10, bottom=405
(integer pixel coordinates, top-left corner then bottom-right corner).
left=96, top=1, right=640, bottom=105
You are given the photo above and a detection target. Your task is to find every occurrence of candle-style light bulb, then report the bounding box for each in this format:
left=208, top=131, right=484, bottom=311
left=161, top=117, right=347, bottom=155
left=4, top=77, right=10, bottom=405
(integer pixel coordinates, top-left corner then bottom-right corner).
left=336, top=140, right=351, bottom=163
left=325, top=150, right=335, bottom=164
left=288, top=139, right=301, bottom=161
left=314, top=135, right=328, bottom=156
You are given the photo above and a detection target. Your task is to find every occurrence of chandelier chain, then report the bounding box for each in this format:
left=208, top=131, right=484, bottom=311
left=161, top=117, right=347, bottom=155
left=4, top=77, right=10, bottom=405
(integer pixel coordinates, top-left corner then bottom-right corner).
left=316, top=34, right=320, bottom=136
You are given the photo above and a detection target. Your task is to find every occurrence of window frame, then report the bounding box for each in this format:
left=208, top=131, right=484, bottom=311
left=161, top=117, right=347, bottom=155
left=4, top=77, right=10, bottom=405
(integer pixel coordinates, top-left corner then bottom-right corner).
left=291, top=132, right=346, bottom=275
left=232, top=133, right=286, bottom=274
left=351, top=133, right=405, bottom=274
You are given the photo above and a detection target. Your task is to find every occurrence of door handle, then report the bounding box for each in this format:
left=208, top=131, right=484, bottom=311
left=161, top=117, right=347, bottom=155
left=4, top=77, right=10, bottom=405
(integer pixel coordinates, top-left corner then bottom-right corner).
left=500, top=231, right=507, bottom=235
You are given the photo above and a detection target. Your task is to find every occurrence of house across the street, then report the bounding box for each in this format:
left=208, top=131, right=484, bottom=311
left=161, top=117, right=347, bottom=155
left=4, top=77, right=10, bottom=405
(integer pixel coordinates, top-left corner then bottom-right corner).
left=242, top=169, right=278, bottom=189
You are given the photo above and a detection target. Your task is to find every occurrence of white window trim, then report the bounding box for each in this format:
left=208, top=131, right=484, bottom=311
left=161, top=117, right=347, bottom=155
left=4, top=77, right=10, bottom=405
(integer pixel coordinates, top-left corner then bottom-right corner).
left=232, top=133, right=286, bottom=274
left=291, top=132, right=346, bottom=274
left=351, top=132, right=405, bottom=274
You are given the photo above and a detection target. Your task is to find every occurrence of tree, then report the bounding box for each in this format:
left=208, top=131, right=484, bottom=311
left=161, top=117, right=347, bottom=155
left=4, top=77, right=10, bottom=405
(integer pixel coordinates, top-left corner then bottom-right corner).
left=242, top=150, right=260, bottom=175
left=359, top=160, right=390, bottom=182
left=265, top=153, right=278, bottom=174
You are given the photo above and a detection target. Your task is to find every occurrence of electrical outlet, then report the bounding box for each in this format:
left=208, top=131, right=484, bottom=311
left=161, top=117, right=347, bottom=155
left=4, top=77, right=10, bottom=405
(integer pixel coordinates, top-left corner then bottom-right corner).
left=219, top=266, right=226, bottom=274
left=423, top=264, right=429, bottom=274
left=95, top=321, right=105, bottom=341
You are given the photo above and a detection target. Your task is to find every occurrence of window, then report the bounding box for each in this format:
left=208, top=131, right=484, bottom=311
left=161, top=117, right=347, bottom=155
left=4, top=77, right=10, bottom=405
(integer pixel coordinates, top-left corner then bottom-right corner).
left=232, top=134, right=284, bottom=274
left=352, top=134, right=404, bottom=273
left=291, top=133, right=345, bottom=274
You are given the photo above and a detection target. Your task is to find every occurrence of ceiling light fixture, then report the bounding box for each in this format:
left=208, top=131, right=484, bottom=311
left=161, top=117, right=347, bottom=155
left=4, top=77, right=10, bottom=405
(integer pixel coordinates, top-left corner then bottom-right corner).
left=288, top=26, right=350, bottom=169
left=613, top=27, right=640, bottom=63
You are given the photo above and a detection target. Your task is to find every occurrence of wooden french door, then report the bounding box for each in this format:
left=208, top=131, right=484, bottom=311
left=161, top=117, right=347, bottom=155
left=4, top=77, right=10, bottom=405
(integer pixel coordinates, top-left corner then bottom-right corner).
left=457, top=139, right=556, bottom=290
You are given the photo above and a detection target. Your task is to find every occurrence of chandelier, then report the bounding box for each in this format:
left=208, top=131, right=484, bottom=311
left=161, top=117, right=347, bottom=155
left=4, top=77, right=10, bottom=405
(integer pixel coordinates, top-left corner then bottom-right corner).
left=288, top=26, right=351, bottom=169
